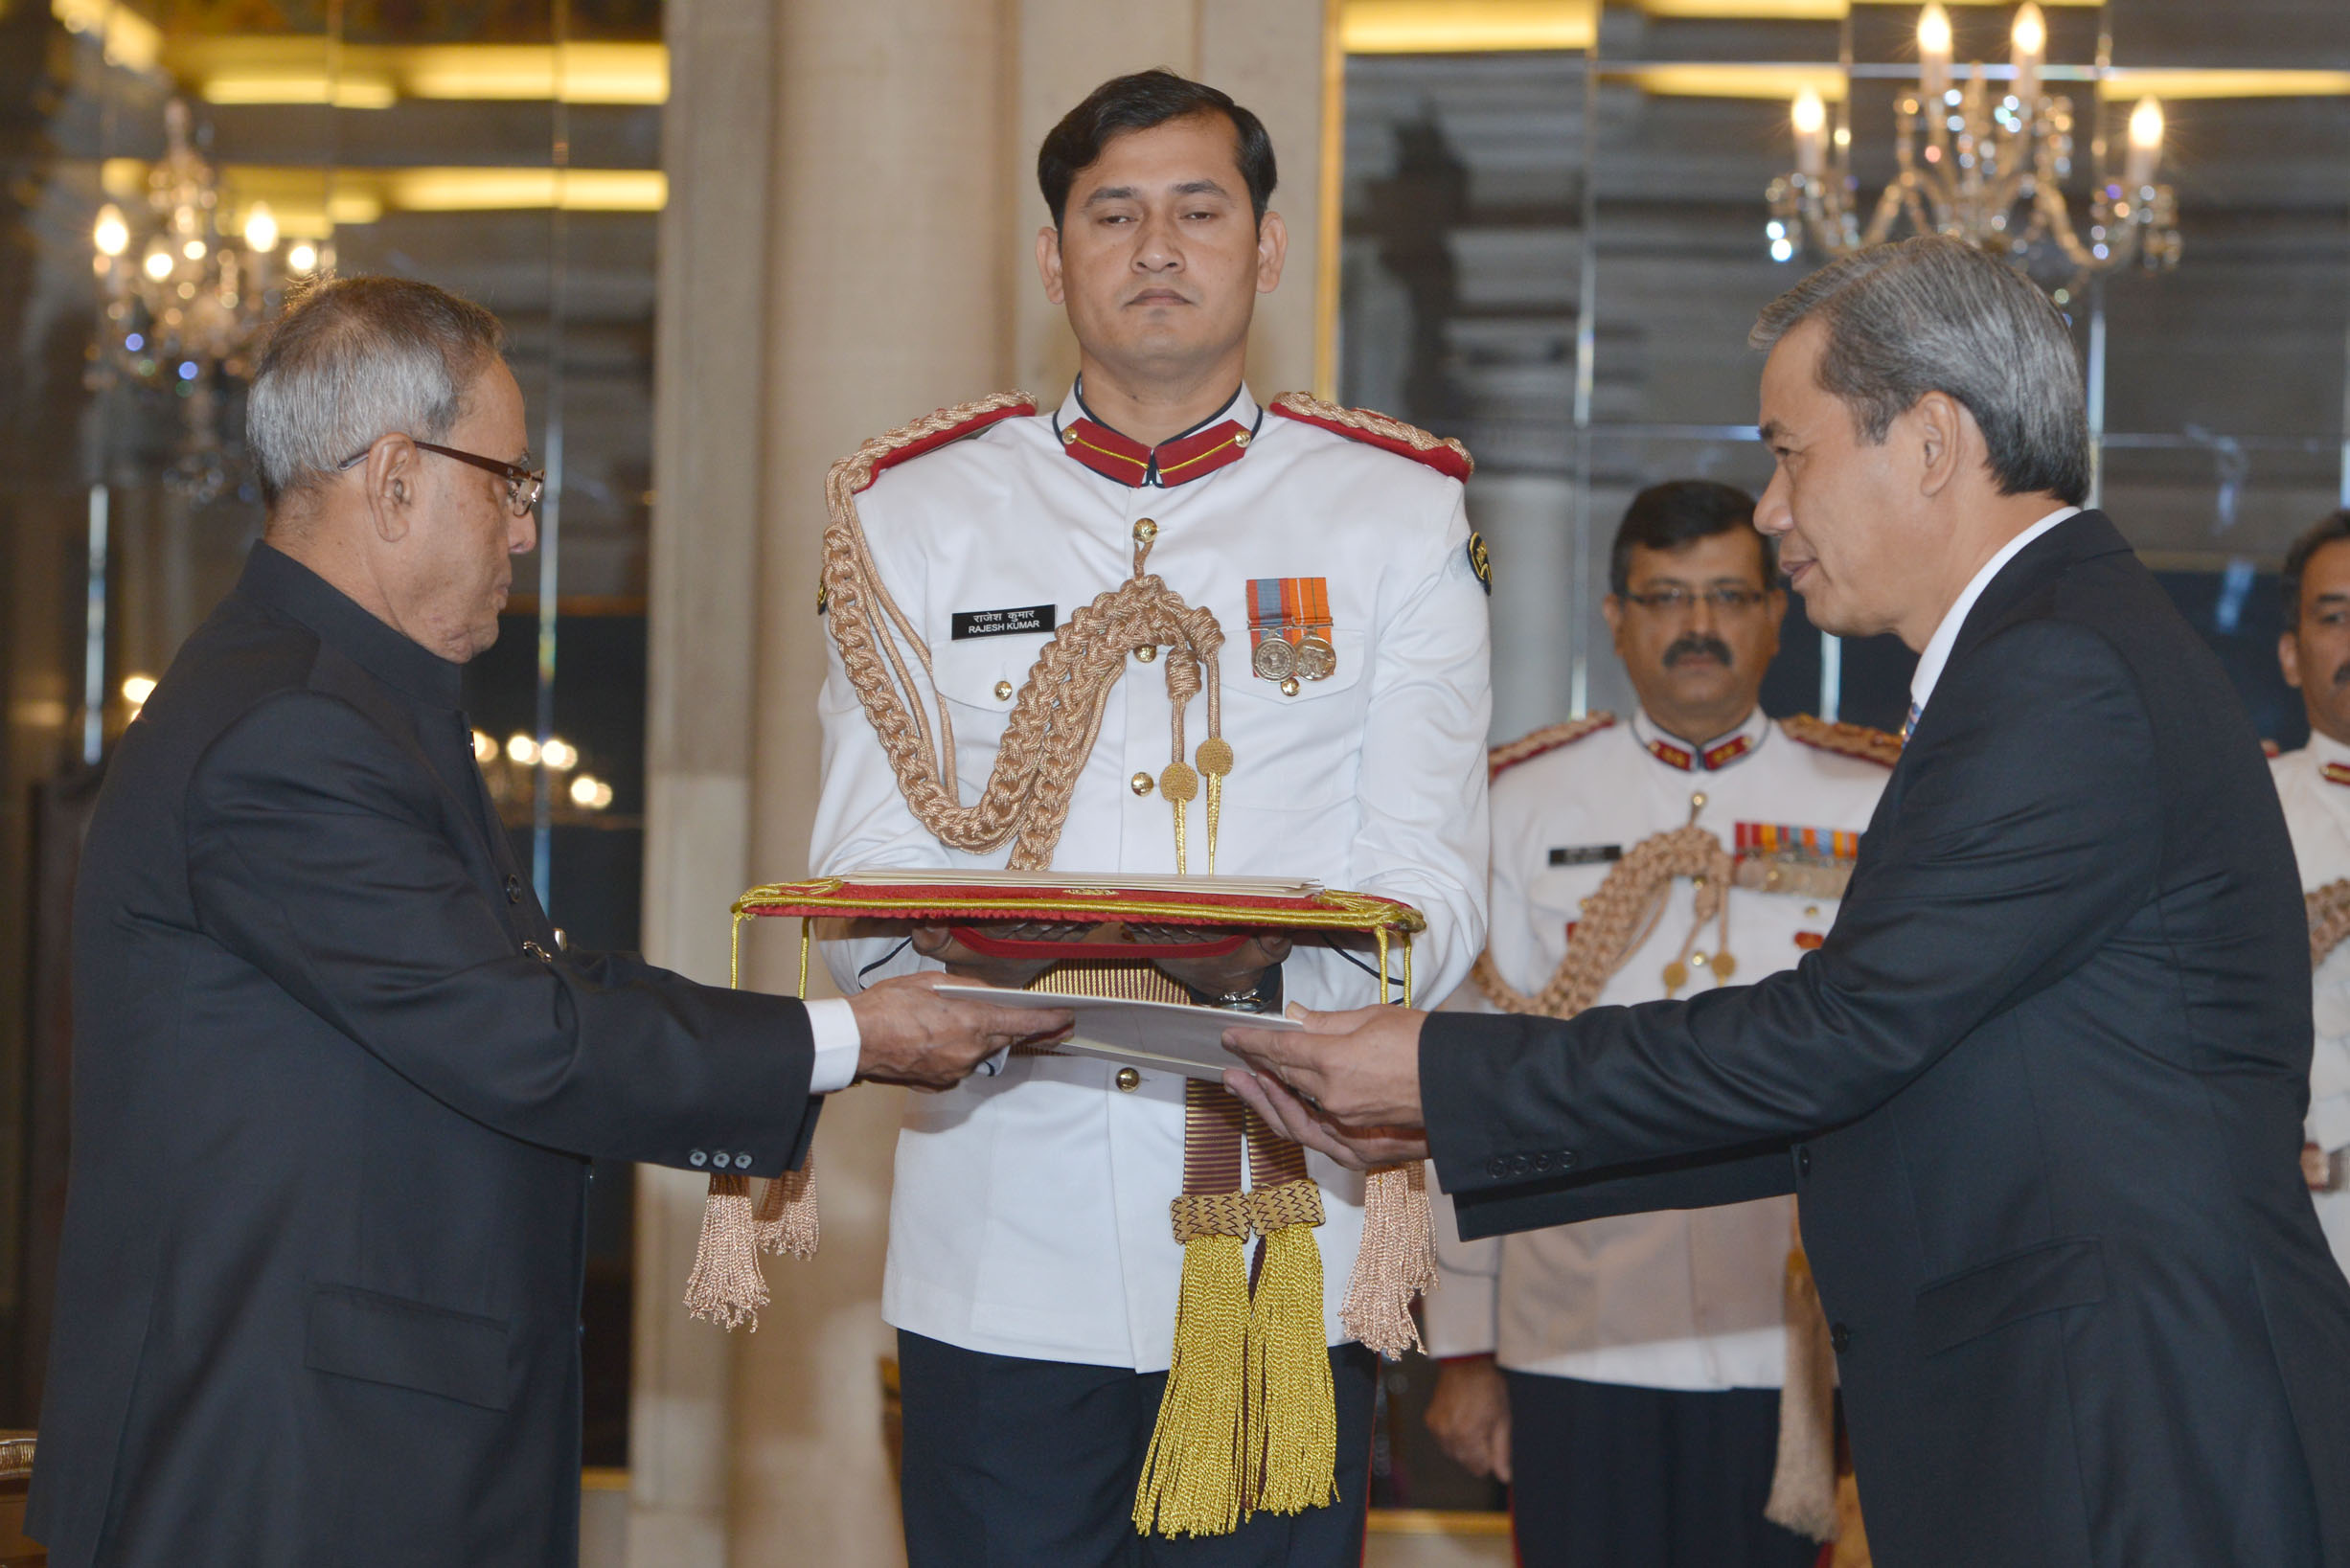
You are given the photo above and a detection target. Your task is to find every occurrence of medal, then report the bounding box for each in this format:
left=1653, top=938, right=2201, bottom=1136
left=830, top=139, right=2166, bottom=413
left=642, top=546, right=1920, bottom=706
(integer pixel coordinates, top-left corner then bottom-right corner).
left=1245, top=577, right=1335, bottom=685
left=1293, top=633, right=1336, bottom=681
left=1252, top=636, right=1297, bottom=680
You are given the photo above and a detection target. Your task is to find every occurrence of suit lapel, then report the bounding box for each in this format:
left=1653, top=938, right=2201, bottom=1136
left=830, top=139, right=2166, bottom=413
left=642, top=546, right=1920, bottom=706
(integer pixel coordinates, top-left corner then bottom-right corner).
left=1945, top=510, right=2132, bottom=675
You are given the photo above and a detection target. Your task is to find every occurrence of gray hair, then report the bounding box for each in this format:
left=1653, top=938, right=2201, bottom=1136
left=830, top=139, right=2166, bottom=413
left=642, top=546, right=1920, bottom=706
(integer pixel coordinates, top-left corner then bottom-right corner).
left=1750, top=237, right=2089, bottom=506
left=246, top=275, right=507, bottom=511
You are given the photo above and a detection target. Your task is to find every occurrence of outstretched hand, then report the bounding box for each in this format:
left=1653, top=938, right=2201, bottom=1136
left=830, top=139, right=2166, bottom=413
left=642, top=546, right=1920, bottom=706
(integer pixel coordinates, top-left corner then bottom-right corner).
left=849, top=971, right=1072, bottom=1090
left=1221, top=1004, right=1431, bottom=1170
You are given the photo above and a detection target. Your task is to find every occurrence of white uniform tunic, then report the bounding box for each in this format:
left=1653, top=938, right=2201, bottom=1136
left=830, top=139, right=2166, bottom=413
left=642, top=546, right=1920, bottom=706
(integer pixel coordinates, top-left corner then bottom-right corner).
left=1425, top=709, right=1889, bottom=1389
left=2267, top=733, right=2350, bottom=1277
left=810, top=384, right=1493, bottom=1372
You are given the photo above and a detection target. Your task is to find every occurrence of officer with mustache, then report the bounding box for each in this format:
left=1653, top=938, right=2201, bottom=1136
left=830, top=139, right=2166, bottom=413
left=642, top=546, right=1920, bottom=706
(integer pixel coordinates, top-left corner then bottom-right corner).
left=1421, top=480, right=1896, bottom=1568
left=2270, top=509, right=2350, bottom=1278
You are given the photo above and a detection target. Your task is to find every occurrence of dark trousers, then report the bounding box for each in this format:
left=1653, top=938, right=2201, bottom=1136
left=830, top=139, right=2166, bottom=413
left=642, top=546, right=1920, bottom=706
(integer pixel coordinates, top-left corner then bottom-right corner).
left=1506, top=1373, right=1821, bottom=1568
left=898, top=1329, right=1379, bottom=1568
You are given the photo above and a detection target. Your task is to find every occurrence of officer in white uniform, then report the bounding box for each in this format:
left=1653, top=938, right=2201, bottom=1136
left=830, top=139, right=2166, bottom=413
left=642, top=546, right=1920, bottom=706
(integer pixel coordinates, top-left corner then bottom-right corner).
left=2268, top=510, right=2350, bottom=1278
left=1421, top=482, right=1891, bottom=1568
left=810, top=72, right=1490, bottom=1565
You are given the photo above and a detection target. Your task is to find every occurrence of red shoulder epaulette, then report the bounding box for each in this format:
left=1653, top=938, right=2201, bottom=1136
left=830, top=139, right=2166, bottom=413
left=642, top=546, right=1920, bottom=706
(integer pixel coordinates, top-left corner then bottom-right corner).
left=1781, top=713, right=1903, bottom=768
left=855, top=392, right=1037, bottom=492
left=1268, top=392, right=1472, bottom=482
left=1489, top=714, right=1616, bottom=780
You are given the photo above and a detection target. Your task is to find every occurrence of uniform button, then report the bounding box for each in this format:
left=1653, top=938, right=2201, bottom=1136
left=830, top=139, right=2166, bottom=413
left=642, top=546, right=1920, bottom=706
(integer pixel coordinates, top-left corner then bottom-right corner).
left=1233, top=431, right=1251, bottom=447
left=1061, top=427, right=1078, bottom=444
left=711, top=1151, right=732, bottom=1170
left=689, top=1150, right=708, bottom=1168
left=504, top=874, right=523, bottom=903
left=1115, top=1067, right=1142, bottom=1092
left=1132, top=518, right=1158, bottom=545
left=1830, top=1322, right=1853, bottom=1353
left=993, top=680, right=1014, bottom=701
left=1134, top=646, right=1157, bottom=664
left=1130, top=772, right=1154, bottom=796
left=1796, top=1145, right=1813, bottom=1176
left=1279, top=676, right=1300, bottom=696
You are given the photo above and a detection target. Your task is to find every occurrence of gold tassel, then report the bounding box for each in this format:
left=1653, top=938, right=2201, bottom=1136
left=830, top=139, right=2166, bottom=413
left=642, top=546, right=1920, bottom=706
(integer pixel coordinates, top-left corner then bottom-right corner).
left=1339, top=1163, right=1436, bottom=1358
left=1245, top=1180, right=1336, bottom=1516
left=756, top=1160, right=821, bottom=1260
left=683, top=1172, right=769, bottom=1330
left=1765, top=1245, right=1840, bottom=1543
left=1134, top=1203, right=1252, bottom=1538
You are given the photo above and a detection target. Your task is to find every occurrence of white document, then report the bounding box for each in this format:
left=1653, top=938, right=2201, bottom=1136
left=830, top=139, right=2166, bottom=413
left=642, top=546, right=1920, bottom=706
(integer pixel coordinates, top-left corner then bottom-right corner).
left=934, top=986, right=1303, bottom=1081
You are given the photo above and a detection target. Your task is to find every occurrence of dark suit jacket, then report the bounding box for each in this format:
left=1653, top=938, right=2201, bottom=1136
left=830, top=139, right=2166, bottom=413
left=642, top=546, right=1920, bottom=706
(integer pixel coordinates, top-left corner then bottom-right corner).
left=1426, top=511, right=2350, bottom=1568
left=30, top=545, right=821, bottom=1567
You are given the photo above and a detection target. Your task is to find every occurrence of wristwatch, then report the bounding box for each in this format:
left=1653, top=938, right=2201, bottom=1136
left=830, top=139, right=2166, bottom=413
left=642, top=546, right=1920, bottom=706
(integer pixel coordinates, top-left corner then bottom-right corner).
left=1190, top=965, right=1284, bottom=1014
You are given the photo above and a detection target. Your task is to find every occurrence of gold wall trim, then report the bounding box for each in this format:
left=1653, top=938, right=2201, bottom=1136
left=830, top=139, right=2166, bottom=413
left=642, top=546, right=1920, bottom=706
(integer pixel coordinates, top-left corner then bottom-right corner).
left=1366, top=1506, right=1515, bottom=1535
left=1342, top=0, right=1597, bottom=55
left=101, top=159, right=665, bottom=235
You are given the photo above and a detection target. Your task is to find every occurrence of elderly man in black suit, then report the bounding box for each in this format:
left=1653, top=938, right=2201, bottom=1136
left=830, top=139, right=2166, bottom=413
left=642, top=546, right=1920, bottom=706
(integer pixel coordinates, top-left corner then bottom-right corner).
left=1222, top=237, right=2350, bottom=1568
left=28, top=275, right=1068, bottom=1567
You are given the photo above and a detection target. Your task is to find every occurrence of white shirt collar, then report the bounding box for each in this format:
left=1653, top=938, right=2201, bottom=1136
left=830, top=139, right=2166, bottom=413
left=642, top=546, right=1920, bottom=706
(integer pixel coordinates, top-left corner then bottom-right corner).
left=1908, top=506, right=2082, bottom=722
left=2304, top=727, right=2350, bottom=775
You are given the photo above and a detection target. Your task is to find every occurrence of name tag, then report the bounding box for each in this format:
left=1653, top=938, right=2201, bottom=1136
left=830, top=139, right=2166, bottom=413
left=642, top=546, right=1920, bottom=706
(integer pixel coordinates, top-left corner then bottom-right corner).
left=1549, top=844, right=1621, bottom=866
left=951, top=604, right=1057, bottom=640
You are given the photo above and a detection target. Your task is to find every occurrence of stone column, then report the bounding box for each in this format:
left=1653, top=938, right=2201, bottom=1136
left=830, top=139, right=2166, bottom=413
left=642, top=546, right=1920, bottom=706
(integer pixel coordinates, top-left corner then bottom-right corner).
left=632, top=0, right=778, bottom=1558
left=728, top=2, right=1011, bottom=1564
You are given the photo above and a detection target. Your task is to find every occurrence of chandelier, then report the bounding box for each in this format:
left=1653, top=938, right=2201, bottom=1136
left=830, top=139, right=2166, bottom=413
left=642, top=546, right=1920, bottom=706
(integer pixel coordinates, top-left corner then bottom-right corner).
left=1766, top=3, right=2179, bottom=285
left=89, top=99, right=322, bottom=502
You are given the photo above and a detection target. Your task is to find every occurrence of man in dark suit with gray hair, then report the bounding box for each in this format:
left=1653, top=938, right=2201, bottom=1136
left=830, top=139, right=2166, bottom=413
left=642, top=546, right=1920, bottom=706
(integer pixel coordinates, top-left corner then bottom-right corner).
left=29, top=275, right=1068, bottom=1567
left=1221, top=236, right=2350, bottom=1568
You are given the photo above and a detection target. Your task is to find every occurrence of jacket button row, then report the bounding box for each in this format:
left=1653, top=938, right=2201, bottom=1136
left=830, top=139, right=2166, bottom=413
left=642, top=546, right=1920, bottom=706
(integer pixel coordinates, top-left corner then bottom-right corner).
left=690, top=1150, right=707, bottom=1167
left=1830, top=1322, right=1854, bottom=1353
left=1487, top=1150, right=1577, bottom=1180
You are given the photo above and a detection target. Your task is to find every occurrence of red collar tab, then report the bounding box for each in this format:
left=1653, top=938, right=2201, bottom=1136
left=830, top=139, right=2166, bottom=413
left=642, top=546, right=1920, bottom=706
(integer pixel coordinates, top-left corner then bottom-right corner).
left=1645, top=731, right=1754, bottom=772
left=857, top=395, right=1037, bottom=493
left=2323, top=761, right=2350, bottom=788
left=1060, top=416, right=1251, bottom=489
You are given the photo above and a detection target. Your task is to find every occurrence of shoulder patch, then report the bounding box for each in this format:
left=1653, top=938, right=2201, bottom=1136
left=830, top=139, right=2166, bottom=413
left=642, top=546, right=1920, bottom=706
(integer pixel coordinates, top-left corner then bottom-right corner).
left=1782, top=713, right=1903, bottom=768
left=1268, top=392, right=1472, bottom=482
left=1465, top=531, right=1492, bottom=594
left=1489, top=713, right=1616, bottom=779
left=834, top=390, right=1038, bottom=496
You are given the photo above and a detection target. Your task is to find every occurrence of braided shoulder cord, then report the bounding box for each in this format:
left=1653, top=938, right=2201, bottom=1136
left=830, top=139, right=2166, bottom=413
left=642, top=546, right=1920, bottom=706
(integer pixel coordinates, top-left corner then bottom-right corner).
left=2310, top=877, right=2350, bottom=968
left=1472, top=824, right=1734, bottom=1018
left=822, top=394, right=1228, bottom=871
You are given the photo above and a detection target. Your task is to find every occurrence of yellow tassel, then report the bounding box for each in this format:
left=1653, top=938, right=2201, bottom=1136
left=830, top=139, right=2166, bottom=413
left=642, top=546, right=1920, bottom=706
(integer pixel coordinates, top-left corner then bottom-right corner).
left=1246, top=1223, right=1337, bottom=1515
left=683, top=1172, right=768, bottom=1330
left=1134, top=1233, right=1251, bottom=1538
left=755, top=1160, right=821, bottom=1260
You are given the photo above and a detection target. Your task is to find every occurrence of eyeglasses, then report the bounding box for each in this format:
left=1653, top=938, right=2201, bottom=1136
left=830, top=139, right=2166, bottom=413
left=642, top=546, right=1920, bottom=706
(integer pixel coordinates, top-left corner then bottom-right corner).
left=337, top=439, right=544, bottom=517
left=1620, top=586, right=1770, bottom=613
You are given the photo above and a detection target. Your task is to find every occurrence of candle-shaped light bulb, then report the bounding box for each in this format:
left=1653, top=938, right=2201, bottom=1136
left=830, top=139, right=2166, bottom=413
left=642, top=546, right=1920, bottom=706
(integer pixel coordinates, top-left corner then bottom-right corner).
left=1791, top=87, right=1828, bottom=176
left=242, top=201, right=279, bottom=255
left=93, top=203, right=129, bottom=258
left=2125, top=96, right=2163, bottom=189
left=1918, top=3, right=1953, bottom=103
left=2010, top=3, right=2044, bottom=107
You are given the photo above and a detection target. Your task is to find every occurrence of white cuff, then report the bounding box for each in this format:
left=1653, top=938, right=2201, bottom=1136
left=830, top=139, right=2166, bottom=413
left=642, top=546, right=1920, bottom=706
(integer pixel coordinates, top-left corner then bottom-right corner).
left=805, top=996, right=862, bottom=1095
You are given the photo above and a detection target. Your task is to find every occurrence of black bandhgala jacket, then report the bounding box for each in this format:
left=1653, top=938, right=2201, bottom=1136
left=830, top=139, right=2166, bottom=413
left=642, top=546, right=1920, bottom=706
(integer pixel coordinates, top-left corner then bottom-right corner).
left=32, top=544, right=820, bottom=1566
